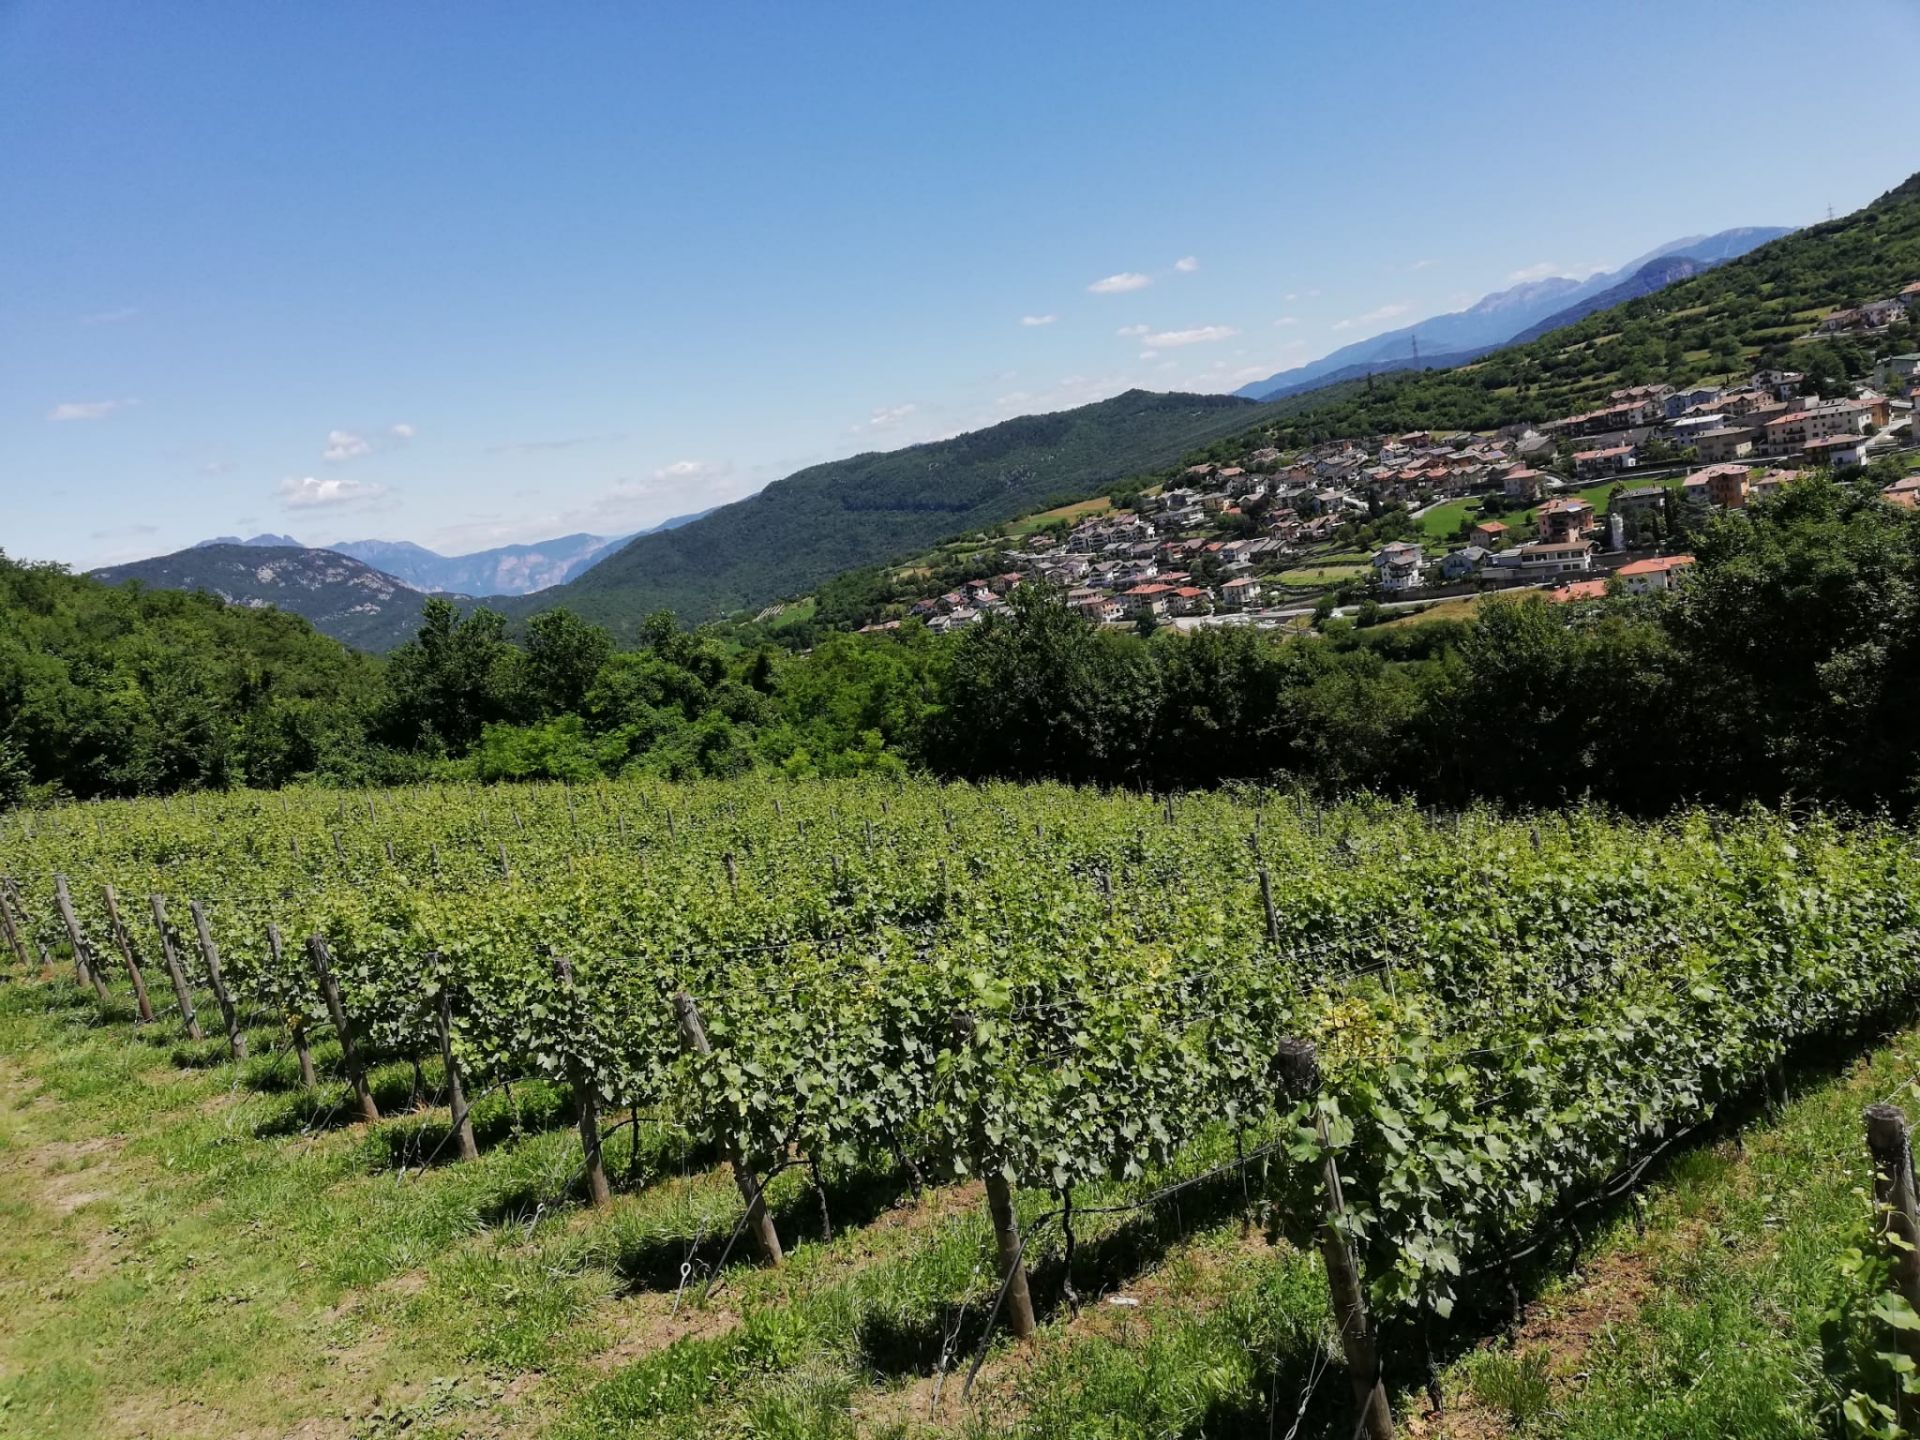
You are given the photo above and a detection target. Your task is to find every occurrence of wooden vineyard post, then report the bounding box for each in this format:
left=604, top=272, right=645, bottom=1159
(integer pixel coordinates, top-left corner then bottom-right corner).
left=723, top=851, right=739, bottom=896
left=951, top=1013, right=1036, bottom=1341
left=267, top=925, right=316, bottom=1087
left=435, top=973, right=479, bottom=1162
left=673, top=990, right=784, bottom=1266
left=54, top=875, right=111, bottom=1001
left=1866, top=1102, right=1920, bottom=1402
left=57, top=877, right=111, bottom=1000
left=552, top=956, right=611, bottom=1205
left=1258, top=867, right=1280, bottom=947
left=1280, top=1038, right=1392, bottom=1440
left=308, top=934, right=380, bottom=1122
left=189, top=902, right=247, bottom=1060
left=148, top=895, right=205, bottom=1041
left=0, top=881, right=29, bottom=970
left=7, top=879, right=51, bottom=969
left=103, top=887, right=157, bottom=1022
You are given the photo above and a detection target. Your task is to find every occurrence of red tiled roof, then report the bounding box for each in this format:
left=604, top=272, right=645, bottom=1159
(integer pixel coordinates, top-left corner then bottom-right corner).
left=1617, top=555, right=1696, bottom=576
left=1549, top=579, right=1609, bottom=603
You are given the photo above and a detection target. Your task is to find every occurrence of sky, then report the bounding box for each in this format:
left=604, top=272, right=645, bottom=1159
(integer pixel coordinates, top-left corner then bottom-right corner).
left=6, top=0, right=1920, bottom=570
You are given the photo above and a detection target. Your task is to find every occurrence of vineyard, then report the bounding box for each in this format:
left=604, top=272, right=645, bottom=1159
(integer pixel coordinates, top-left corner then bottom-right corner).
left=3, top=777, right=1920, bottom=1437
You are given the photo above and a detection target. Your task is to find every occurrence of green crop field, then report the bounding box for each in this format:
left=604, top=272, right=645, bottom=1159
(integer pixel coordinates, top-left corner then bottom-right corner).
left=5, top=777, right=1920, bottom=1437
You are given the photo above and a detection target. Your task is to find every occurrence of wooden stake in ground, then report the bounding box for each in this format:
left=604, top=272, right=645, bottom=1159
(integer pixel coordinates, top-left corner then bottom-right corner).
left=267, top=924, right=316, bottom=1087
left=53, top=875, right=111, bottom=1000
left=102, top=886, right=156, bottom=1022
left=435, top=972, right=479, bottom=1162
left=1866, top=1102, right=1920, bottom=1408
left=951, top=1012, right=1036, bottom=1341
left=552, top=956, right=611, bottom=1205
left=1258, top=866, right=1280, bottom=946
left=7, top=878, right=52, bottom=970
left=189, top=901, right=247, bottom=1060
left=308, top=934, right=380, bottom=1122
left=147, top=895, right=205, bottom=1041
left=1280, top=1038, right=1392, bottom=1440
left=0, top=881, right=30, bottom=970
left=673, top=990, right=784, bottom=1266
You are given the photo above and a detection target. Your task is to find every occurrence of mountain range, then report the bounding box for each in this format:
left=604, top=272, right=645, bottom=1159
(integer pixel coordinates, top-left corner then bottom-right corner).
left=183, top=511, right=710, bottom=597
left=1231, top=227, right=1793, bottom=401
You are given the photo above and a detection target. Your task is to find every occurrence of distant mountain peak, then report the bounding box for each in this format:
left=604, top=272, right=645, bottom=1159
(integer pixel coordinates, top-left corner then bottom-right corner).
left=192, top=532, right=300, bottom=550
left=1233, top=225, right=1793, bottom=402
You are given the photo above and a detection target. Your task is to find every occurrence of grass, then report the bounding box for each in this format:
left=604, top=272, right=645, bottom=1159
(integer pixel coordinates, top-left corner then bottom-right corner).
left=1276, top=564, right=1368, bottom=588
left=1377, top=596, right=1486, bottom=628
left=1427, top=1016, right=1920, bottom=1438
left=16, top=957, right=1920, bottom=1439
left=1007, top=496, right=1114, bottom=535
left=0, top=975, right=1345, bottom=1439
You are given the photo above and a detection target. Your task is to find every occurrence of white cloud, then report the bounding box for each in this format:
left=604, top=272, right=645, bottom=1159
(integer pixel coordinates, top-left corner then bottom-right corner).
left=1138, top=349, right=1160, bottom=360
left=1274, top=316, right=1299, bottom=327
left=1019, top=314, right=1057, bottom=327
left=1143, top=325, right=1237, bottom=347
left=855, top=403, right=919, bottom=433
left=1331, top=303, right=1411, bottom=332
left=1508, top=261, right=1561, bottom=283
left=1173, top=256, right=1199, bottom=273
left=652, top=458, right=728, bottom=483
left=1409, top=258, right=1438, bottom=271
left=47, top=398, right=133, bottom=422
left=1115, top=323, right=1150, bottom=337
left=1087, top=272, right=1151, bottom=294
left=389, top=422, right=415, bottom=441
left=80, top=307, right=139, bottom=326
left=278, top=475, right=390, bottom=510
left=322, top=429, right=372, bottom=462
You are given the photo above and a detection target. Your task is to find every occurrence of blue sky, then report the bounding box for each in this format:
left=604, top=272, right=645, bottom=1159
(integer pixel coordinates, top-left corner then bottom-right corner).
left=7, top=0, right=1919, bottom=570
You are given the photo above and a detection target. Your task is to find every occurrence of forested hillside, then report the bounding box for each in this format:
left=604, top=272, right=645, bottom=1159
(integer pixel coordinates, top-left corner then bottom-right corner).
left=0, top=553, right=381, bottom=798
left=521, top=390, right=1271, bottom=629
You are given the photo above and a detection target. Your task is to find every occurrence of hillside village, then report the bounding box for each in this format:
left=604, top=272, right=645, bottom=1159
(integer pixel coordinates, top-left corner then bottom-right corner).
left=846, top=278, right=1920, bottom=638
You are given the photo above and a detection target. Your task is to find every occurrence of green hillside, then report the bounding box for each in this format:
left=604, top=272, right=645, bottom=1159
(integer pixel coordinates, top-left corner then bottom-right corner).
left=518, top=389, right=1272, bottom=629
left=1255, top=172, right=1920, bottom=446
left=0, top=551, right=379, bottom=797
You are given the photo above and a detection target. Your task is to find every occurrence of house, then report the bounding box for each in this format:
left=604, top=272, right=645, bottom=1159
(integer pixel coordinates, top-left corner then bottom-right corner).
left=1440, top=545, right=1491, bottom=581
left=1547, top=578, right=1610, bottom=603
left=1669, top=413, right=1730, bottom=447
left=1615, top=555, right=1696, bottom=596
left=1537, top=497, right=1596, bottom=543
left=1501, top=539, right=1594, bottom=577
left=1470, top=519, right=1509, bottom=548
left=1372, top=541, right=1425, bottom=593
left=1763, top=403, right=1870, bottom=455
left=1168, top=586, right=1211, bottom=617
left=1875, top=355, right=1920, bottom=389
left=1573, top=445, right=1637, bottom=480
left=1883, top=475, right=1920, bottom=509
left=1663, top=385, right=1723, bottom=419
left=1122, top=583, right=1173, bottom=617
left=1692, top=463, right=1751, bottom=509
left=1218, top=576, right=1263, bottom=609
left=1803, top=435, right=1871, bottom=469
left=1693, top=428, right=1756, bottom=464
left=1503, top=466, right=1546, bottom=501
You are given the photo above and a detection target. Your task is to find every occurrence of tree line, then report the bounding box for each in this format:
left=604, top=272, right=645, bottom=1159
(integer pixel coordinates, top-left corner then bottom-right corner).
left=5, top=475, right=1918, bottom=815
